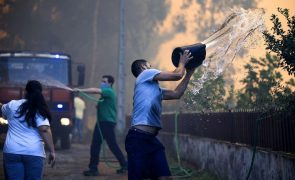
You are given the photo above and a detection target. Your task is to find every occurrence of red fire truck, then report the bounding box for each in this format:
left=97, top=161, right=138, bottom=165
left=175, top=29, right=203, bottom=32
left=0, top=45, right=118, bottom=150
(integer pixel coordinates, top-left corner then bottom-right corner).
left=0, top=51, right=85, bottom=149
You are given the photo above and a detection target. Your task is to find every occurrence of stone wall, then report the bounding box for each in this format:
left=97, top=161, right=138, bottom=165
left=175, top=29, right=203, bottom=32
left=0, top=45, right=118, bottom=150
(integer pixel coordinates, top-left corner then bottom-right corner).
left=159, top=132, right=295, bottom=180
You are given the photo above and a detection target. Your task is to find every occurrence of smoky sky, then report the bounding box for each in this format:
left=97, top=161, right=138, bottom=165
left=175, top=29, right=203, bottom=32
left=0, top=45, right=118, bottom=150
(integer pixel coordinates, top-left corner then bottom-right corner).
left=0, top=0, right=257, bottom=113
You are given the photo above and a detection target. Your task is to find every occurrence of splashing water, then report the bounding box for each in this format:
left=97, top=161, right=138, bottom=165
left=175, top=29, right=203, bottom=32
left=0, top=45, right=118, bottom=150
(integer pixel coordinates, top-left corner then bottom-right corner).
left=192, top=8, right=266, bottom=94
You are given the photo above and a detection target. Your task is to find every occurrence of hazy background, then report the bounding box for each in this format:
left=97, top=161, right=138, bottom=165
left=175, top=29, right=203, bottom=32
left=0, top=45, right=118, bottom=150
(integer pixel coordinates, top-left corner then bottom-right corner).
left=0, top=0, right=294, bottom=129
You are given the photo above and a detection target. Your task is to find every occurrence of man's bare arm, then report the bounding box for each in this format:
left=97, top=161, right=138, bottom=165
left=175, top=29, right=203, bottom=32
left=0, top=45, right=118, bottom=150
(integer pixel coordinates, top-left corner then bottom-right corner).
left=74, top=88, right=102, bottom=94
left=154, top=50, right=193, bottom=81
left=162, top=68, right=195, bottom=100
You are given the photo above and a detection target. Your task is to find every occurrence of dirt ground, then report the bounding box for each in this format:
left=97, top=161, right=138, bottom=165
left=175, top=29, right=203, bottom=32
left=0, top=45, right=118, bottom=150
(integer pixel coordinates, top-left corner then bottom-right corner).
left=0, top=142, right=218, bottom=180
left=0, top=143, right=127, bottom=180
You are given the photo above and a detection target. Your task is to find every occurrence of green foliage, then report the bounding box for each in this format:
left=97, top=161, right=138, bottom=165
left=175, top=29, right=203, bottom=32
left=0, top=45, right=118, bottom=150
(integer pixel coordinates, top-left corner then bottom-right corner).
left=183, top=69, right=226, bottom=112
left=224, top=84, right=236, bottom=110
left=263, top=8, right=295, bottom=76
left=236, top=53, right=295, bottom=112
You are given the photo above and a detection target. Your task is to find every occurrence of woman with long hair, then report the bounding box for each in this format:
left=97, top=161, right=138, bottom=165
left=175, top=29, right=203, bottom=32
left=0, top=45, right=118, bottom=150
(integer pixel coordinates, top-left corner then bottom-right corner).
left=0, top=80, right=55, bottom=179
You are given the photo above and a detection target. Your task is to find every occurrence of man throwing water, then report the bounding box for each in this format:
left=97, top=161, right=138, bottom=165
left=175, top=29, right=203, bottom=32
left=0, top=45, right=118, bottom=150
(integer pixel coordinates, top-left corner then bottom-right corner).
left=125, top=50, right=195, bottom=180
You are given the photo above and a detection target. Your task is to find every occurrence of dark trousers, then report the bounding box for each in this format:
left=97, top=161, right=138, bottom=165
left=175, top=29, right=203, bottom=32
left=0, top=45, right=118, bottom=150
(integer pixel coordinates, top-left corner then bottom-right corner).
left=125, top=129, right=171, bottom=180
left=89, top=121, right=127, bottom=171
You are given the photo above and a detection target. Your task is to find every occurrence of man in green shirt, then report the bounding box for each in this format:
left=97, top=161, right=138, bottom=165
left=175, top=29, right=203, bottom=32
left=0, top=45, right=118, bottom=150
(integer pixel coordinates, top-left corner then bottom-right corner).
left=75, top=75, right=127, bottom=176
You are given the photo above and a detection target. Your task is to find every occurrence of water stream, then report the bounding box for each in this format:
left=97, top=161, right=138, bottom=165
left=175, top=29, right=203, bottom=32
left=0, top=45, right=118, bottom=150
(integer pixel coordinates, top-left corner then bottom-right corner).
left=22, top=9, right=266, bottom=96
left=192, top=8, right=266, bottom=94
left=27, top=76, right=73, bottom=91
left=38, top=78, right=73, bottom=91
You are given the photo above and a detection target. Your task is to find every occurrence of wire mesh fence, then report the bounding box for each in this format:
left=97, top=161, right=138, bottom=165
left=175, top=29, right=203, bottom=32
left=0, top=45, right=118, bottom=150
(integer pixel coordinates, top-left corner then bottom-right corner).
left=126, top=110, right=295, bottom=154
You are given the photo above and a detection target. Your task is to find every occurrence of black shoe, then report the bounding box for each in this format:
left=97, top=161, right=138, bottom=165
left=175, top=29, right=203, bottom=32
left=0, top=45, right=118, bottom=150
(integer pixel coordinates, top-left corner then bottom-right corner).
left=116, top=166, right=128, bottom=174
left=83, top=169, right=99, bottom=176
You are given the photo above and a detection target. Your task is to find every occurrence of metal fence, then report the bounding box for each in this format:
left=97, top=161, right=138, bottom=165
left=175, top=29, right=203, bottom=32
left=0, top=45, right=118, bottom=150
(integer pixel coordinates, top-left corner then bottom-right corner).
left=127, top=111, right=295, bottom=154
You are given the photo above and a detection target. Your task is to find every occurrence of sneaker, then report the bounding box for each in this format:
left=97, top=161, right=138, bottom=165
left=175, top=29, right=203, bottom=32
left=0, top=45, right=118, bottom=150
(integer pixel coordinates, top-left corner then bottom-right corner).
left=83, top=169, right=99, bottom=176
left=116, top=166, right=128, bottom=174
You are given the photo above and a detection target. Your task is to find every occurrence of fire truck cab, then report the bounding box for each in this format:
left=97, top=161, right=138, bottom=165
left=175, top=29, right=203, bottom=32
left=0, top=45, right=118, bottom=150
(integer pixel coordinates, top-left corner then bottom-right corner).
left=0, top=51, right=85, bottom=149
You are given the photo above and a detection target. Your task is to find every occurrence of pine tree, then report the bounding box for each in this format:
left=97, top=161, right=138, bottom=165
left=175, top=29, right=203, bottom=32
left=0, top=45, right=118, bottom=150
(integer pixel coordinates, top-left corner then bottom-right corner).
left=263, top=8, right=295, bottom=76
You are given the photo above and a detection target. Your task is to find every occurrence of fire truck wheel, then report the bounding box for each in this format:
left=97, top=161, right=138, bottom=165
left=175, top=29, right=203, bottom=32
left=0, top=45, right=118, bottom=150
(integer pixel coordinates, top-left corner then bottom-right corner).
left=61, top=133, right=71, bottom=149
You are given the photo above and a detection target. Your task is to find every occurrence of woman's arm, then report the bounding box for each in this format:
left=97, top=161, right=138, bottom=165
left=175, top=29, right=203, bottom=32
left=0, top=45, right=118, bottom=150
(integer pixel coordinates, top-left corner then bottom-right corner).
left=38, top=125, right=56, bottom=167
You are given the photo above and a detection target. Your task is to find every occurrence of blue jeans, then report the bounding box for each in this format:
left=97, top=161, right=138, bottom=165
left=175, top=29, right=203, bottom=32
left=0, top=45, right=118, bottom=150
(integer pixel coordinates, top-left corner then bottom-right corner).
left=3, top=153, right=45, bottom=180
left=74, top=117, right=83, bottom=142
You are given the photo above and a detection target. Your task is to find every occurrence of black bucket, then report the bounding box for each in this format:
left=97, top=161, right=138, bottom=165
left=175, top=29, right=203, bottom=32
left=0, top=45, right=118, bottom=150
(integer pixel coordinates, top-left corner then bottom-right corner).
left=171, top=43, right=206, bottom=69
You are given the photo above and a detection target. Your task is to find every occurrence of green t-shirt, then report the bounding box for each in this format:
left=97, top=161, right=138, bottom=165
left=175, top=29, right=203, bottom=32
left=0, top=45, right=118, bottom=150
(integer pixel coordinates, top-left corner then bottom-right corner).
left=97, top=87, right=117, bottom=123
